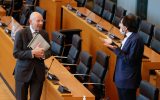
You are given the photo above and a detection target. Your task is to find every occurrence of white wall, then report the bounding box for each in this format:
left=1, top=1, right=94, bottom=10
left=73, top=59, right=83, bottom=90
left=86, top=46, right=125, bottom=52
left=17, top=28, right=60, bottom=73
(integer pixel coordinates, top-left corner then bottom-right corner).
left=147, top=0, right=160, bottom=26
left=117, top=0, right=137, bottom=14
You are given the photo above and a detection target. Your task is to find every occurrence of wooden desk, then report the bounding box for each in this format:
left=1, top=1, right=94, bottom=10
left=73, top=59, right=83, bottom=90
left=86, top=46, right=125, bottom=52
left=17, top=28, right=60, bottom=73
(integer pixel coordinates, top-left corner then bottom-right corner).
left=61, top=6, right=160, bottom=100
left=40, top=0, right=77, bottom=39
left=44, top=56, right=95, bottom=100
left=0, top=17, right=16, bottom=94
left=142, top=46, right=160, bottom=81
left=0, top=6, right=6, bottom=16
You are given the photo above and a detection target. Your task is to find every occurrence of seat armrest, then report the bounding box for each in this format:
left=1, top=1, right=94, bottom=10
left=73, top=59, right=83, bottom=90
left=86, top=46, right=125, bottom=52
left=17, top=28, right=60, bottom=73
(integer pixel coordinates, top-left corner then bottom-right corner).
left=73, top=74, right=90, bottom=76
left=54, top=56, right=68, bottom=59
left=62, top=63, right=77, bottom=66
left=83, top=82, right=104, bottom=86
left=60, top=29, right=82, bottom=33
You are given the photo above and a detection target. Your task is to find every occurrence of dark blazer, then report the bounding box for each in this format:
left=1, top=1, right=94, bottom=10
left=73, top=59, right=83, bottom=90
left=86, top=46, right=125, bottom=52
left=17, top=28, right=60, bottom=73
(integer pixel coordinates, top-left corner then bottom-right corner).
left=113, top=33, right=144, bottom=89
left=13, top=27, right=51, bottom=82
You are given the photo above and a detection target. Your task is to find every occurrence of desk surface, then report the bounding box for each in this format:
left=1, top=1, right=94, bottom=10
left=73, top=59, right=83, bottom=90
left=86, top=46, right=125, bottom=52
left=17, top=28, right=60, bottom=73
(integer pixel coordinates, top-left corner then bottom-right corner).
left=45, top=56, right=95, bottom=100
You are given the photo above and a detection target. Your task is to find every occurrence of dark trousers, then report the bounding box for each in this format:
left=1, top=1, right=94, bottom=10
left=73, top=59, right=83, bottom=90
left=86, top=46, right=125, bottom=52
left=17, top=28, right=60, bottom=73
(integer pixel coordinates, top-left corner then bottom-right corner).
left=15, top=70, right=44, bottom=100
left=117, top=87, right=137, bottom=100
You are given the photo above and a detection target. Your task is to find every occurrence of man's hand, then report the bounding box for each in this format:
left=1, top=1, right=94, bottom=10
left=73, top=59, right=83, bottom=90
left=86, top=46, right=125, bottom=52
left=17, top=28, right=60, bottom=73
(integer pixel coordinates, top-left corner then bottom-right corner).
left=99, top=37, right=118, bottom=50
left=32, top=43, right=45, bottom=58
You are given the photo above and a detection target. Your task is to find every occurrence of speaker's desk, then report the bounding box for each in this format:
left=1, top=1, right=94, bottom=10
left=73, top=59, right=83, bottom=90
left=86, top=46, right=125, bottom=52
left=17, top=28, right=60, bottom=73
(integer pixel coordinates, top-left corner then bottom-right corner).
left=40, top=0, right=77, bottom=39
left=44, top=56, right=95, bottom=100
left=61, top=6, right=160, bottom=100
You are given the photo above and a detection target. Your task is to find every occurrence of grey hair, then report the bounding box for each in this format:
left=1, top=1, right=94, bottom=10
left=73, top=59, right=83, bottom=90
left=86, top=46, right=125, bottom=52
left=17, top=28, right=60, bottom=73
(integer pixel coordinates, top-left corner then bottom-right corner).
left=29, top=12, right=41, bottom=21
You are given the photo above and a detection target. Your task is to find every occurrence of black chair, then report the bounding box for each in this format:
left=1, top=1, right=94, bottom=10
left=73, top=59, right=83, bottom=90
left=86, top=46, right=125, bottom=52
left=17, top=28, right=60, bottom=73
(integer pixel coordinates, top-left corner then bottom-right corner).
left=23, top=0, right=38, bottom=11
left=112, top=6, right=126, bottom=28
left=55, top=34, right=82, bottom=73
left=59, top=29, right=82, bottom=56
left=137, top=80, right=159, bottom=100
left=138, top=20, right=154, bottom=46
left=75, top=0, right=87, bottom=7
left=19, top=6, right=31, bottom=25
left=82, top=50, right=109, bottom=100
left=34, top=6, right=46, bottom=29
left=150, top=26, right=160, bottom=53
left=51, top=31, right=64, bottom=56
left=102, top=0, right=115, bottom=23
left=92, top=0, right=105, bottom=16
left=73, top=51, right=92, bottom=82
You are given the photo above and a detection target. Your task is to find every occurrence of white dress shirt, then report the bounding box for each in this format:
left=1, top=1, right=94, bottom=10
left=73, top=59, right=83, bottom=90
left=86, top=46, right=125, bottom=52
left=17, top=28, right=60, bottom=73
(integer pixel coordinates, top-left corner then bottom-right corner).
left=121, top=32, right=132, bottom=49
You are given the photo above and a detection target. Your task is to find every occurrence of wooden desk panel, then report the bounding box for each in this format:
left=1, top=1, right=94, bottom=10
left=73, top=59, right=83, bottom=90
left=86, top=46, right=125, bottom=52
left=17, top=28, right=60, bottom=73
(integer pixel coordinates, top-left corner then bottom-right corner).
left=40, top=0, right=77, bottom=39
left=45, top=56, right=95, bottom=100
left=0, top=28, right=15, bottom=93
left=0, top=6, right=6, bottom=16
left=61, top=6, right=160, bottom=100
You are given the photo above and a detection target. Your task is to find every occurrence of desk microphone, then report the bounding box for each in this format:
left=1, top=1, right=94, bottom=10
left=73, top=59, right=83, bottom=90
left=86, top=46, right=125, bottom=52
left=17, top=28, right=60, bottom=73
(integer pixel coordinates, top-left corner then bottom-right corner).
left=66, top=0, right=74, bottom=10
left=107, top=25, right=121, bottom=43
left=96, top=17, right=105, bottom=31
left=4, top=17, right=14, bottom=34
left=85, top=10, right=96, bottom=24
left=46, top=58, right=59, bottom=81
left=76, top=8, right=86, bottom=18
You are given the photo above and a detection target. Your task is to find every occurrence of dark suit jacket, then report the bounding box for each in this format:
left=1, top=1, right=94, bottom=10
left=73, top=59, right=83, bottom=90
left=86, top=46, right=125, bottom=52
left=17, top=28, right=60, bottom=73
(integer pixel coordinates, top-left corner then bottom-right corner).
left=113, top=33, right=144, bottom=89
left=13, top=27, right=51, bottom=82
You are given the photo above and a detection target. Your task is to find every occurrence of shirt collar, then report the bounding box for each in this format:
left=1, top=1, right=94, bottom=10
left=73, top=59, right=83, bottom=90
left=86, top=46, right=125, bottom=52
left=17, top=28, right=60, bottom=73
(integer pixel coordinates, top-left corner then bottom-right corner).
left=30, top=25, right=36, bottom=34
left=125, top=32, right=132, bottom=38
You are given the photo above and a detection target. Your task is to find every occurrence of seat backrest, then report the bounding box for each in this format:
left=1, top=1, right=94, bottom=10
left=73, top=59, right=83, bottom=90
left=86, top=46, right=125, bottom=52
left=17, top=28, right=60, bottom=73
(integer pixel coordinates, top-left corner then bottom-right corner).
left=138, top=20, right=154, bottom=46
left=150, top=26, right=160, bottom=53
left=19, top=14, right=27, bottom=25
left=76, top=51, right=92, bottom=75
left=26, top=0, right=35, bottom=5
left=92, top=0, right=105, bottom=16
left=102, top=0, right=115, bottom=22
left=75, top=0, right=87, bottom=7
left=137, top=80, right=159, bottom=100
left=90, top=50, right=109, bottom=83
left=112, top=6, right=126, bottom=28
left=67, top=34, right=82, bottom=64
left=51, top=31, right=64, bottom=56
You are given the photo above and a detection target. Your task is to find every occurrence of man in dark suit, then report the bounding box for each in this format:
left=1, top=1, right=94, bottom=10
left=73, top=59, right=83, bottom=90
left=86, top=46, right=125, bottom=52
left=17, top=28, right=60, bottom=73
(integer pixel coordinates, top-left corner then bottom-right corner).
left=102, top=14, right=144, bottom=100
left=13, top=12, right=51, bottom=100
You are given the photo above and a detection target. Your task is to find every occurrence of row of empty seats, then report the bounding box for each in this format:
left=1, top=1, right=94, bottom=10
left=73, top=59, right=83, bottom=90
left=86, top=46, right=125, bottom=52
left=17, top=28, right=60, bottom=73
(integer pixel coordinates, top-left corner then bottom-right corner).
left=75, top=0, right=127, bottom=28
left=50, top=30, right=109, bottom=100
left=138, top=20, right=160, bottom=54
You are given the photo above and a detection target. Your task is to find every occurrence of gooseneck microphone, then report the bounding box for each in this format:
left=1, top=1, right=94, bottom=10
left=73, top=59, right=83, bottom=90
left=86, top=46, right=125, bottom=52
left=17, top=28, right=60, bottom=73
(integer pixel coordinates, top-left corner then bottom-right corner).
left=46, top=58, right=54, bottom=75
left=46, top=58, right=59, bottom=81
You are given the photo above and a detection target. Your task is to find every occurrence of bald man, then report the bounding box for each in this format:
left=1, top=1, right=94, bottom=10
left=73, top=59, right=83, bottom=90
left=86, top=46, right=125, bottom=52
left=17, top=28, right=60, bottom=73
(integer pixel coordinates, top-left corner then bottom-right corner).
left=13, top=12, right=51, bottom=100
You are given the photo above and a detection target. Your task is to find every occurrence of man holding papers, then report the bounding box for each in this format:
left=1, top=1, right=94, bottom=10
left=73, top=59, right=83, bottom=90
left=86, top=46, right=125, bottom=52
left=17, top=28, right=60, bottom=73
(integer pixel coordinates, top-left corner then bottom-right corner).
left=13, top=12, right=51, bottom=100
